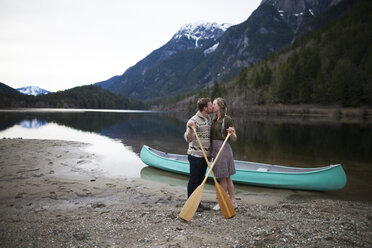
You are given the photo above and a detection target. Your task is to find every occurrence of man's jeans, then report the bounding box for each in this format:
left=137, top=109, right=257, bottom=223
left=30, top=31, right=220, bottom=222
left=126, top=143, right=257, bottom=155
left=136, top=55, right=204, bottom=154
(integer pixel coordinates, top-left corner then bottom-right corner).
left=187, top=155, right=208, bottom=198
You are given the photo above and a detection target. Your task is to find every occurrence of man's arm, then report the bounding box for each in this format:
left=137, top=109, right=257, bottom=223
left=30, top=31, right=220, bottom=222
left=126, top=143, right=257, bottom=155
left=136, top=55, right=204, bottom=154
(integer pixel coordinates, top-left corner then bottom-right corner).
left=184, top=120, right=195, bottom=142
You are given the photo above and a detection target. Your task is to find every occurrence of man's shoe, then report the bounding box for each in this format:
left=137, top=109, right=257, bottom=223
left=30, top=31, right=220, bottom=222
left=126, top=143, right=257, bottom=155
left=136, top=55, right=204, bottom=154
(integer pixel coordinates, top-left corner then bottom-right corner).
left=199, top=203, right=211, bottom=211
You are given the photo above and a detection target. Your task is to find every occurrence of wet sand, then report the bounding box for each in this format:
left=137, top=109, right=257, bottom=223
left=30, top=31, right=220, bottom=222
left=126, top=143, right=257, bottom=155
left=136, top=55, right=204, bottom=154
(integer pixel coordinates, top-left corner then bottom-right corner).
left=0, top=138, right=371, bottom=247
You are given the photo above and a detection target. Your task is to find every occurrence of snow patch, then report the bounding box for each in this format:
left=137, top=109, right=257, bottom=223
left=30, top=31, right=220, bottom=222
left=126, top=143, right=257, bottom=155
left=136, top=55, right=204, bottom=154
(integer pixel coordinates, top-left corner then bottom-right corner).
left=293, top=12, right=304, bottom=17
left=173, top=21, right=232, bottom=47
left=203, top=42, right=219, bottom=55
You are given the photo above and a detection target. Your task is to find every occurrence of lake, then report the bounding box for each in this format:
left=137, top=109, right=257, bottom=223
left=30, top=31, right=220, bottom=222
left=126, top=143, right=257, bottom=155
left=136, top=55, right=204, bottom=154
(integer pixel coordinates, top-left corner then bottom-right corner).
left=0, top=108, right=371, bottom=202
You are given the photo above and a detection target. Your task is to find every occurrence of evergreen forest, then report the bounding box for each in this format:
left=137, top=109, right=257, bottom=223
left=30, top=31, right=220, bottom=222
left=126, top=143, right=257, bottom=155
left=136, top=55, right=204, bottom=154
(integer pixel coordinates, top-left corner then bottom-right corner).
left=234, top=0, right=371, bottom=107
left=0, top=85, right=145, bottom=110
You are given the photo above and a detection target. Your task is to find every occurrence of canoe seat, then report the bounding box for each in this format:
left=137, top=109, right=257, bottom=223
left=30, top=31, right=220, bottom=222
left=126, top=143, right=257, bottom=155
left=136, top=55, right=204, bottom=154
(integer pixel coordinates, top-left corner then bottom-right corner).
left=257, top=168, right=269, bottom=172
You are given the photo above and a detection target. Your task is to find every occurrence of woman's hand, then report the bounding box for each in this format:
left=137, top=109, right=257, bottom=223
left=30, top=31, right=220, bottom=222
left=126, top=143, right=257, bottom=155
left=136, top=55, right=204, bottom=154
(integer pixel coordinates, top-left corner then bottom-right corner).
left=226, top=127, right=237, bottom=141
left=226, top=127, right=235, bottom=134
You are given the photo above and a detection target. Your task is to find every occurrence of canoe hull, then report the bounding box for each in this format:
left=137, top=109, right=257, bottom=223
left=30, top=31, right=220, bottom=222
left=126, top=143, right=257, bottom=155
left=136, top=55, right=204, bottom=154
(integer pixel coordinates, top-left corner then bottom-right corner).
left=230, top=164, right=346, bottom=191
left=140, top=145, right=347, bottom=191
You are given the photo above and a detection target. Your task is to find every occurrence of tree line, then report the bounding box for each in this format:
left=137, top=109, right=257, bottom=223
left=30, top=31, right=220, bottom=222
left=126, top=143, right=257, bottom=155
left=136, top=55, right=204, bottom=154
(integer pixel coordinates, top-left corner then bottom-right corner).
left=235, top=0, right=372, bottom=107
left=0, top=85, right=146, bottom=110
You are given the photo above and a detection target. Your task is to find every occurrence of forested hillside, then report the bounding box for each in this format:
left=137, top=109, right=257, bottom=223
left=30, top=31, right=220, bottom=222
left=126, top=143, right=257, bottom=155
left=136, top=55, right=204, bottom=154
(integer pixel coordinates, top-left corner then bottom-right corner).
left=237, top=0, right=371, bottom=107
left=0, top=85, right=145, bottom=109
left=0, top=82, right=21, bottom=95
left=160, top=0, right=371, bottom=113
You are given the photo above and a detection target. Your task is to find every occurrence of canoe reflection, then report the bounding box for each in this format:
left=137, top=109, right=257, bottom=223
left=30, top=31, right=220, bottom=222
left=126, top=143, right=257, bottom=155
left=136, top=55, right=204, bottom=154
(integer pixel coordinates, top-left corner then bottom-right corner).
left=140, top=166, right=215, bottom=191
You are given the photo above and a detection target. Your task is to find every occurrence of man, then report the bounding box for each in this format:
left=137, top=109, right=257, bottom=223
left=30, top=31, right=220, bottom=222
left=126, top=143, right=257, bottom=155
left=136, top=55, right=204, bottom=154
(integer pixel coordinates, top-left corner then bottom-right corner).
left=184, top=97, right=213, bottom=212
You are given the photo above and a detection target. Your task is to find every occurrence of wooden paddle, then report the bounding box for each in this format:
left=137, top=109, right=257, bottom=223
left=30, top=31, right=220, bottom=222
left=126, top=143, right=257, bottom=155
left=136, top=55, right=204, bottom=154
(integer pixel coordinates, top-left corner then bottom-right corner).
left=179, top=132, right=231, bottom=221
left=191, top=126, right=235, bottom=219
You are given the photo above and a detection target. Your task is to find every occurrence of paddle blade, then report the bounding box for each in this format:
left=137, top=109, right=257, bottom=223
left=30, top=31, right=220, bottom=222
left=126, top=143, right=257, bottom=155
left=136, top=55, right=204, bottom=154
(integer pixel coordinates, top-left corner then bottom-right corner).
left=179, top=184, right=205, bottom=221
left=215, top=183, right=236, bottom=219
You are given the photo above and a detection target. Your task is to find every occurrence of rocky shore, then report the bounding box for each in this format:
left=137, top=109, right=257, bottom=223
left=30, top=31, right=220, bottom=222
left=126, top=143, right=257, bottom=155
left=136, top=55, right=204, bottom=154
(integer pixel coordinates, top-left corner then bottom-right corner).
left=0, top=139, right=371, bottom=247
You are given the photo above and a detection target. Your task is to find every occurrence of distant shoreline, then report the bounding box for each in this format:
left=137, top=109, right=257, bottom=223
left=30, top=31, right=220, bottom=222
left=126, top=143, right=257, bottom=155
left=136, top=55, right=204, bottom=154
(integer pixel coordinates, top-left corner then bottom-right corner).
left=0, top=107, right=155, bottom=113
left=156, top=102, right=372, bottom=121
left=2, top=105, right=372, bottom=121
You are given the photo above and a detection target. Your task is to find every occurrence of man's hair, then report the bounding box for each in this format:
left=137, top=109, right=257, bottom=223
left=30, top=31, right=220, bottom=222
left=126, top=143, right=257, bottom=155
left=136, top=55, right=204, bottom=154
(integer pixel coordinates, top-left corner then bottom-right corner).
left=197, top=97, right=211, bottom=111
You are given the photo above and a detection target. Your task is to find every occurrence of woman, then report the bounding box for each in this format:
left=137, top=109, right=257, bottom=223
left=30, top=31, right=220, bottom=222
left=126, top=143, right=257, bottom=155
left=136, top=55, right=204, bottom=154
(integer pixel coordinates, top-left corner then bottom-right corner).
left=211, top=97, right=237, bottom=209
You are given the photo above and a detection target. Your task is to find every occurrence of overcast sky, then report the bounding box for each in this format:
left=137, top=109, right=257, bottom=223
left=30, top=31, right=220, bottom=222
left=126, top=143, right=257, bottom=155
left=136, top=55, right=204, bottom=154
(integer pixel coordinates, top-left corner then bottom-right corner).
left=0, top=0, right=261, bottom=92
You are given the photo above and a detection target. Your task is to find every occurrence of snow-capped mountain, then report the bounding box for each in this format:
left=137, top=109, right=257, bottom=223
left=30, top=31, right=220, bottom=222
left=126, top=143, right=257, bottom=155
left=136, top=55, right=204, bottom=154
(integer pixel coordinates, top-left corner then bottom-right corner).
left=17, top=86, right=50, bottom=96
left=95, top=21, right=230, bottom=97
left=173, top=22, right=232, bottom=48
left=95, top=0, right=344, bottom=101
left=158, top=21, right=231, bottom=60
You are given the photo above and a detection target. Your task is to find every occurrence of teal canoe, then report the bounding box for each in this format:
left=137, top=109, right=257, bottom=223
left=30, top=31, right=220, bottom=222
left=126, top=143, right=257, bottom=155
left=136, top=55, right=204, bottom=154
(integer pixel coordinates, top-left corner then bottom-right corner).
left=140, top=145, right=347, bottom=191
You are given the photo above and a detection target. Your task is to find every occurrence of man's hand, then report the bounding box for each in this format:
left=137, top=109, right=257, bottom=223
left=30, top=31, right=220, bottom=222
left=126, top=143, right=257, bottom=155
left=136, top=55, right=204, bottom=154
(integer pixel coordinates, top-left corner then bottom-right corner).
left=187, top=121, right=195, bottom=130
left=185, top=121, right=195, bottom=142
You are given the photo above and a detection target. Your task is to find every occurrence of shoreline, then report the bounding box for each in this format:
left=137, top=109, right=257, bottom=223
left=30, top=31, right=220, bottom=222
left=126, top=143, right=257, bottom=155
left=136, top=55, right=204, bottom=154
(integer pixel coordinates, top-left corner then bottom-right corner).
left=2, top=106, right=372, bottom=122
left=0, top=138, right=371, bottom=247
left=156, top=103, right=372, bottom=122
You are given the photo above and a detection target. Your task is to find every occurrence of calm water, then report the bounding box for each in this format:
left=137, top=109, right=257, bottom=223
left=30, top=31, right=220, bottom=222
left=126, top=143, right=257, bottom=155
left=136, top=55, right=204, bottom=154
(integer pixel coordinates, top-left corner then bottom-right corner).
left=0, top=108, right=371, bottom=202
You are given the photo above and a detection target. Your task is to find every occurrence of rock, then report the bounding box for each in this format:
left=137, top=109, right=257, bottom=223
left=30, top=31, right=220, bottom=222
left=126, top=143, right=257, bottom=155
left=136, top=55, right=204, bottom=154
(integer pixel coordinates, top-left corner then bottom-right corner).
left=73, top=232, right=87, bottom=241
left=91, top=203, right=106, bottom=208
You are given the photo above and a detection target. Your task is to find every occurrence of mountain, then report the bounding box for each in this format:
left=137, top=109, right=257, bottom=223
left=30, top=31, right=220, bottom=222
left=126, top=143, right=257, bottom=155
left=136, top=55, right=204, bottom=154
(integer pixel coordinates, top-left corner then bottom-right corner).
left=35, top=85, right=144, bottom=109
left=260, top=0, right=333, bottom=33
left=0, top=82, right=21, bottom=95
left=17, top=86, right=50, bottom=96
left=295, top=0, right=358, bottom=37
left=95, top=22, right=231, bottom=95
left=163, top=0, right=369, bottom=111
left=96, top=0, right=340, bottom=102
left=0, top=84, right=145, bottom=109
left=171, top=22, right=232, bottom=49
left=0, top=82, right=26, bottom=108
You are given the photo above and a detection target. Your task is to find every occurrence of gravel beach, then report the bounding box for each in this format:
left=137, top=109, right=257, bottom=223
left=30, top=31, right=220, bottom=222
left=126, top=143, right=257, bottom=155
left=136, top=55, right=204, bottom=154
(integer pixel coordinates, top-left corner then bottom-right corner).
left=0, top=139, right=371, bottom=247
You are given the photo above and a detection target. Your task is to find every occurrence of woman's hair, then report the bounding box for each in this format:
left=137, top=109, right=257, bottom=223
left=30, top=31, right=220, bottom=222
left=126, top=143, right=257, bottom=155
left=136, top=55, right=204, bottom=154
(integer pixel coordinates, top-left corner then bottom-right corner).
left=213, top=97, right=227, bottom=121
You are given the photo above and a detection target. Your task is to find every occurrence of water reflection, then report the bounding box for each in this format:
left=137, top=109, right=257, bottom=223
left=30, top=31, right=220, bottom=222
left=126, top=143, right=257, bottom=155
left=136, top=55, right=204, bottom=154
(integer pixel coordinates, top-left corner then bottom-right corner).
left=18, top=119, right=47, bottom=129
left=0, top=110, right=187, bottom=154
left=0, top=109, right=371, bottom=202
left=232, top=117, right=372, bottom=166
left=0, top=121, right=145, bottom=178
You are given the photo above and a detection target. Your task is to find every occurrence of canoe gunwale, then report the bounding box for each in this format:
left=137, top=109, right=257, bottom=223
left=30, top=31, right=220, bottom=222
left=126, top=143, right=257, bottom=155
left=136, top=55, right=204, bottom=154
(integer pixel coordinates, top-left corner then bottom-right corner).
left=143, top=145, right=341, bottom=175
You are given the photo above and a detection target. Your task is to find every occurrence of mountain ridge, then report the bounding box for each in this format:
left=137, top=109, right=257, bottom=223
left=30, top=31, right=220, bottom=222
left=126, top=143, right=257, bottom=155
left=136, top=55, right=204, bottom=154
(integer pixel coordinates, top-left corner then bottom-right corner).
left=0, top=83, right=144, bottom=109
left=260, top=0, right=333, bottom=32
left=159, top=0, right=369, bottom=111
left=0, top=82, right=21, bottom=95
left=95, top=21, right=229, bottom=95
left=96, top=0, right=338, bottom=101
